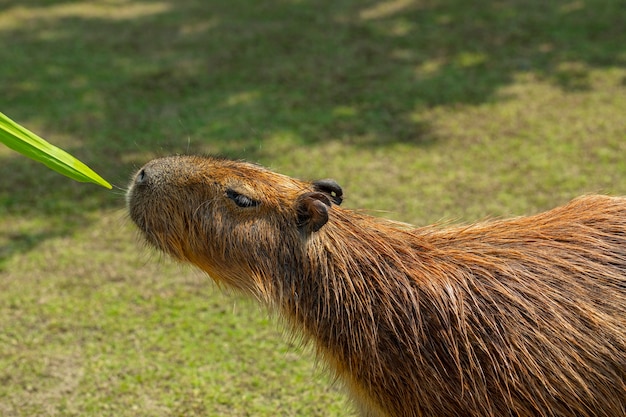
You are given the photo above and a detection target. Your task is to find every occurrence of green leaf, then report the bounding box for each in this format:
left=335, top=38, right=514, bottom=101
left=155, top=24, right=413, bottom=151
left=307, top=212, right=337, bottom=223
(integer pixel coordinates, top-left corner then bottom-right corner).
left=0, top=112, right=112, bottom=189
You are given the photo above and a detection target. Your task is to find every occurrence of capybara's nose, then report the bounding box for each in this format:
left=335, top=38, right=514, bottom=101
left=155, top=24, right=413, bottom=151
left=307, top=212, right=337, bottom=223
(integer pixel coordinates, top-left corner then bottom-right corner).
left=133, top=161, right=162, bottom=187
left=135, top=168, right=148, bottom=185
left=127, top=165, right=153, bottom=208
left=131, top=156, right=196, bottom=189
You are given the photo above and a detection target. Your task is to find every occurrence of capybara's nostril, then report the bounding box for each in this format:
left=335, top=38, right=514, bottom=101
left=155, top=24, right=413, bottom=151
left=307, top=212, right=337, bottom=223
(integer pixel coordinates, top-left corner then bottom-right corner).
left=135, top=168, right=148, bottom=185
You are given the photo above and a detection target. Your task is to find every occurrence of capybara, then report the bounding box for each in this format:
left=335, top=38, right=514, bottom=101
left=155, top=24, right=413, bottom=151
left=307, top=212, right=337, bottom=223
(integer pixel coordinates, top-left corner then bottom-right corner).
left=127, top=155, right=626, bottom=417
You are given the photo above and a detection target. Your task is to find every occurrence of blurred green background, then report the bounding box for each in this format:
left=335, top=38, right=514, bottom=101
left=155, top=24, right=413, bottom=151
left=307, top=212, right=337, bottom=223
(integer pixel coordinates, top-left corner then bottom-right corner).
left=1, top=0, right=625, bottom=416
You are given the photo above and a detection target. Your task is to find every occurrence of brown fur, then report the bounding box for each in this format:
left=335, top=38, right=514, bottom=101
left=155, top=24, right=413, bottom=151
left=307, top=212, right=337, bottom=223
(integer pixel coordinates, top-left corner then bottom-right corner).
left=127, top=155, right=626, bottom=417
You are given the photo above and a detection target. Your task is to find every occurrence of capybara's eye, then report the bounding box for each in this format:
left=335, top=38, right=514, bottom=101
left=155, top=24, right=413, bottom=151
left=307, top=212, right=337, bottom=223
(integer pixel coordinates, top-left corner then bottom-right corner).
left=226, top=188, right=260, bottom=208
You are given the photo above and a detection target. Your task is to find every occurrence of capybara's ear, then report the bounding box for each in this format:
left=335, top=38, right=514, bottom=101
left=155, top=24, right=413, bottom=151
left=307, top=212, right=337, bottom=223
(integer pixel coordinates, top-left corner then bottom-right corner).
left=296, top=192, right=332, bottom=233
left=312, top=179, right=343, bottom=205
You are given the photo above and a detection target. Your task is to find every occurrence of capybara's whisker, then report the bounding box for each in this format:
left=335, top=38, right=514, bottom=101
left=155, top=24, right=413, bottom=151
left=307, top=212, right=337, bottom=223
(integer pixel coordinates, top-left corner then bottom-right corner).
left=127, top=155, right=626, bottom=417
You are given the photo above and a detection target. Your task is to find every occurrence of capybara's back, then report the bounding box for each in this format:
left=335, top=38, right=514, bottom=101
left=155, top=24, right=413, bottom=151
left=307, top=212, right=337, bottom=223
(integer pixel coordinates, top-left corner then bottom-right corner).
left=127, top=155, right=626, bottom=417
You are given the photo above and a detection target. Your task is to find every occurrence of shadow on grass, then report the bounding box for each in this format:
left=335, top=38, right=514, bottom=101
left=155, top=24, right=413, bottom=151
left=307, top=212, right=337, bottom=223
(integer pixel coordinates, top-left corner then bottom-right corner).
left=0, top=0, right=624, bottom=258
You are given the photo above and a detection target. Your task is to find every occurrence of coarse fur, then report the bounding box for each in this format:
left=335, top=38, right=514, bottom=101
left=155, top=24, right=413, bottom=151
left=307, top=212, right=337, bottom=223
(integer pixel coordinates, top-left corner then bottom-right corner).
left=127, top=155, right=626, bottom=417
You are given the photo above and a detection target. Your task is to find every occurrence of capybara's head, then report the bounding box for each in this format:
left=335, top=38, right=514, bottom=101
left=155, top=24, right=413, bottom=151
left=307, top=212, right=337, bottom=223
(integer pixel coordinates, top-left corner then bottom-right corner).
left=127, top=155, right=343, bottom=295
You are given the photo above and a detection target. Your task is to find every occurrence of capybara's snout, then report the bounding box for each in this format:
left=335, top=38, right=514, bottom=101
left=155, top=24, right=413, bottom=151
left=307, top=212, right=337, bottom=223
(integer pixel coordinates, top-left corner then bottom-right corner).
left=126, top=156, right=208, bottom=258
left=126, top=158, right=168, bottom=229
left=129, top=156, right=200, bottom=193
left=128, top=157, right=175, bottom=206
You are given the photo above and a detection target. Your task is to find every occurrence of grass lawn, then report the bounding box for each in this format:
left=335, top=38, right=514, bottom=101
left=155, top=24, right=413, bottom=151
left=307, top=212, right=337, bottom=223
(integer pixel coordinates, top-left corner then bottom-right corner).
left=1, top=0, right=625, bottom=415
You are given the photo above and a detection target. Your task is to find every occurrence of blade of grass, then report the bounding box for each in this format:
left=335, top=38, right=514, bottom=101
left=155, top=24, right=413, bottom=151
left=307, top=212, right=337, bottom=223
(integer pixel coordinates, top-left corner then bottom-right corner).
left=0, top=111, right=112, bottom=189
